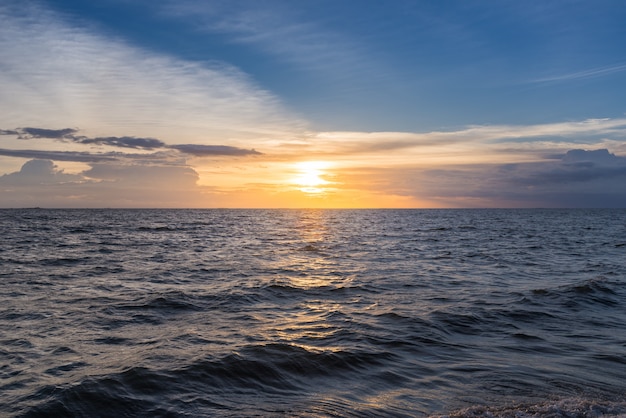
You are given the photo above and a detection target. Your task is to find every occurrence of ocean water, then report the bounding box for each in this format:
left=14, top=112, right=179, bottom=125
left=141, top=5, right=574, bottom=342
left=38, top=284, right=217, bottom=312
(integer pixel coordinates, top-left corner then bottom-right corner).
left=1, top=208, right=625, bottom=417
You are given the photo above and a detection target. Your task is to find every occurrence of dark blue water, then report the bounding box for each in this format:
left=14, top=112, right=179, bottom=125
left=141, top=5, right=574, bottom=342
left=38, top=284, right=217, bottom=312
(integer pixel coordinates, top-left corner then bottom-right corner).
left=1, top=209, right=625, bottom=417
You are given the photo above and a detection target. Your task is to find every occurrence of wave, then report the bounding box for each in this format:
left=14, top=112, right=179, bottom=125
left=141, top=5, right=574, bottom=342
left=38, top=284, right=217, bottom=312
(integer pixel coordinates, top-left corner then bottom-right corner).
left=3, top=209, right=626, bottom=417
left=259, top=280, right=379, bottom=301
left=42, top=256, right=91, bottom=266
left=530, top=276, right=623, bottom=308
left=109, top=291, right=203, bottom=314
left=435, top=397, right=626, bottom=417
left=18, top=343, right=398, bottom=417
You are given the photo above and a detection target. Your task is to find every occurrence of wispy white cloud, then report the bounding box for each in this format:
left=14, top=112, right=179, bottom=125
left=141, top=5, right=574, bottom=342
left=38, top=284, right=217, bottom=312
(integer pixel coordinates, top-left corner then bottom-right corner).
left=0, top=0, right=305, bottom=145
left=289, top=118, right=626, bottom=163
left=156, top=0, right=389, bottom=88
left=530, top=63, right=626, bottom=83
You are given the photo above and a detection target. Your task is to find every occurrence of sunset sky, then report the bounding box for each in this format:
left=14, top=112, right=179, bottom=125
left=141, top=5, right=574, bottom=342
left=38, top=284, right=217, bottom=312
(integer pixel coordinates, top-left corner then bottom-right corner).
left=1, top=0, right=626, bottom=208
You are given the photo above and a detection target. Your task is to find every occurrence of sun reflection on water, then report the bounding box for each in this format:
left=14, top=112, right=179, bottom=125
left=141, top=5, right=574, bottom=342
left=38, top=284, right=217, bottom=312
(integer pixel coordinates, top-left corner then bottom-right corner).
left=254, top=210, right=346, bottom=349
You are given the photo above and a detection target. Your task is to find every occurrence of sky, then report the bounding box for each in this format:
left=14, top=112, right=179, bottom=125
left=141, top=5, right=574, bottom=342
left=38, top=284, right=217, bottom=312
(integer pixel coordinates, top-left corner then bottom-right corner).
left=1, top=0, right=626, bottom=208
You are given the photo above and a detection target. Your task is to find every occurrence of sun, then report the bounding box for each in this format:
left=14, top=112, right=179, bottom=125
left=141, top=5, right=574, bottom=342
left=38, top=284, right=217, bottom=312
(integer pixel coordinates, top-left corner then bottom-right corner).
left=292, top=161, right=332, bottom=194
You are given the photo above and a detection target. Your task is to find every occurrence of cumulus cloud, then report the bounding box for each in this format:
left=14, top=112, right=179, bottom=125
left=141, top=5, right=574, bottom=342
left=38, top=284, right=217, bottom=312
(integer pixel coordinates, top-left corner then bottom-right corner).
left=0, top=158, right=210, bottom=208
left=0, top=159, right=83, bottom=186
left=561, top=148, right=624, bottom=165
left=0, top=121, right=266, bottom=207
left=509, top=149, right=626, bottom=187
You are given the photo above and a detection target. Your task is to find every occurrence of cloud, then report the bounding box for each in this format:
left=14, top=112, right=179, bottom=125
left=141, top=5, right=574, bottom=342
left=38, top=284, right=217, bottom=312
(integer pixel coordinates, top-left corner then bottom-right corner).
left=561, top=148, right=624, bottom=165
left=83, top=163, right=199, bottom=187
left=19, top=159, right=57, bottom=176
left=531, top=63, right=626, bottom=83
left=1, top=126, right=262, bottom=158
left=0, top=158, right=209, bottom=208
left=0, top=159, right=84, bottom=186
left=155, top=0, right=393, bottom=96
left=160, top=1, right=363, bottom=69
left=0, top=148, right=119, bottom=163
left=281, top=118, right=626, bottom=168
left=0, top=0, right=305, bottom=145
left=396, top=149, right=626, bottom=207
left=509, top=149, right=626, bottom=187
left=17, top=127, right=78, bottom=139
left=325, top=148, right=626, bottom=208
left=11, top=115, right=624, bottom=168
left=170, top=144, right=261, bottom=156
left=75, top=136, right=166, bottom=150
left=3, top=114, right=626, bottom=208
left=3, top=127, right=167, bottom=150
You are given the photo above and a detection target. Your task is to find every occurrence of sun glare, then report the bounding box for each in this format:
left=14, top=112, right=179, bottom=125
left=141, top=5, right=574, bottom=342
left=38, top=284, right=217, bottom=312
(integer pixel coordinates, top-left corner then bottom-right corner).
left=292, top=161, right=332, bottom=194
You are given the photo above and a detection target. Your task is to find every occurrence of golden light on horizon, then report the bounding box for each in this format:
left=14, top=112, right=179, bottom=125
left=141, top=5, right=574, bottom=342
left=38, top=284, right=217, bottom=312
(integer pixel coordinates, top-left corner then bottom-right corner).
left=292, top=161, right=333, bottom=194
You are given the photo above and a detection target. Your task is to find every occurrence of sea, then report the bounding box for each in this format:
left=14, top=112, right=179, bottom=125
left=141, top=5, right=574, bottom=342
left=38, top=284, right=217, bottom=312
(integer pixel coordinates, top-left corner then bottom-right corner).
left=1, top=208, right=625, bottom=417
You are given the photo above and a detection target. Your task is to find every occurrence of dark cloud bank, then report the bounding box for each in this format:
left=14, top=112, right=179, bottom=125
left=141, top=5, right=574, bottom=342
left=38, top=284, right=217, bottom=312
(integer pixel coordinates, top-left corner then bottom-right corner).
left=412, top=149, right=626, bottom=207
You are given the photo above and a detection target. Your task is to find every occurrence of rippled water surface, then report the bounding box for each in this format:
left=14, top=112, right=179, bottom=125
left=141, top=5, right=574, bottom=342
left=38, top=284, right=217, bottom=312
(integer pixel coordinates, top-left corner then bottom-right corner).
left=1, top=209, right=625, bottom=417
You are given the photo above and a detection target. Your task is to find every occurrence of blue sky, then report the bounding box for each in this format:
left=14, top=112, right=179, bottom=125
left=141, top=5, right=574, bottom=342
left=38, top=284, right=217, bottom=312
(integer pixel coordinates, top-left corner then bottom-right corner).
left=42, top=0, right=626, bottom=130
left=1, top=0, right=626, bottom=207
